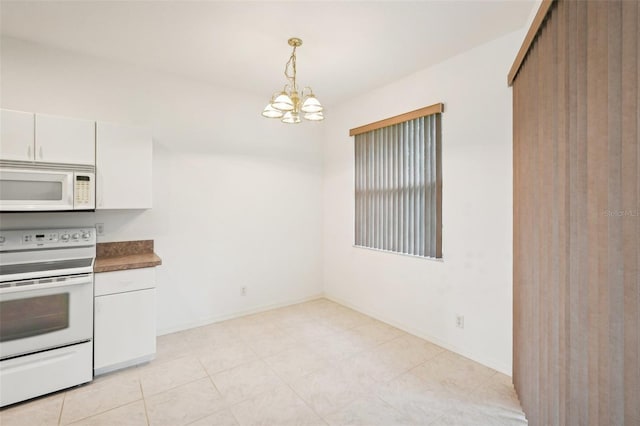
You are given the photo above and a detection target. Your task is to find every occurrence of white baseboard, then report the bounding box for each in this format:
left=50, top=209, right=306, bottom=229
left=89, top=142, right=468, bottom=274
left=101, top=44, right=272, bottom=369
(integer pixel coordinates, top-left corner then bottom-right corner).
left=157, top=293, right=325, bottom=336
left=323, top=293, right=512, bottom=377
left=156, top=291, right=512, bottom=376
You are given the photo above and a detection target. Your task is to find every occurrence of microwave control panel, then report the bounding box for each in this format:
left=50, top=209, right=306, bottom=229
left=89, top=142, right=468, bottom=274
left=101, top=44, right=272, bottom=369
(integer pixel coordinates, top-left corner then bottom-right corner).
left=74, top=173, right=94, bottom=208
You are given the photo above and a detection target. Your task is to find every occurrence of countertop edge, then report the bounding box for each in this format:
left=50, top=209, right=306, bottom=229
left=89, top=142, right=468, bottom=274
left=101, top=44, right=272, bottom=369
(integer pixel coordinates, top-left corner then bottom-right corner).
left=94, top=252, right=162, bottom=273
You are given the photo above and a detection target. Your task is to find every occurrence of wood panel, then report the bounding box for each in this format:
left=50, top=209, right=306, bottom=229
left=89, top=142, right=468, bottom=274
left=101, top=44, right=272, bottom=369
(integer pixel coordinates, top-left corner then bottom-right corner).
left=512, top=0, right=639, bottom=425
left=348, top=103, right=443, bottom=136
left=507, top=0, right=556, bottom=86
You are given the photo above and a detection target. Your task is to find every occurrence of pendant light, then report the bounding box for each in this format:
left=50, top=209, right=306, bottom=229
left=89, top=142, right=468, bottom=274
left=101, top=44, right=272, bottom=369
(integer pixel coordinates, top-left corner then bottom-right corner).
left=262, top=38, right=324, bottom=124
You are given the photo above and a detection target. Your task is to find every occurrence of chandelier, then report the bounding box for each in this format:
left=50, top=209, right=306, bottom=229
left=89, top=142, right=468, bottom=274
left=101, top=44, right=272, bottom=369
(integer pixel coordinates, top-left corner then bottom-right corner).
left=261, top=37, right=324, bottom=123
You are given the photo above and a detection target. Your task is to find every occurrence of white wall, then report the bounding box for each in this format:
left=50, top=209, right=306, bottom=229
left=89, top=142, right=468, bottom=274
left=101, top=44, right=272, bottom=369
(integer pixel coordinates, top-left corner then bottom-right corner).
left=1, top=26, right=526, bottom=373
left=0, top=37, right=324, bottom=334
left=322, top=29, right=524, bottom=375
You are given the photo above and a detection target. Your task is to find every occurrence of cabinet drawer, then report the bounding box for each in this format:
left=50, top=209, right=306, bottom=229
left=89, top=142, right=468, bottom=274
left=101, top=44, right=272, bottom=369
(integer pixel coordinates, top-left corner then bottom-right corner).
left=95, top=267, right=155, bottom=296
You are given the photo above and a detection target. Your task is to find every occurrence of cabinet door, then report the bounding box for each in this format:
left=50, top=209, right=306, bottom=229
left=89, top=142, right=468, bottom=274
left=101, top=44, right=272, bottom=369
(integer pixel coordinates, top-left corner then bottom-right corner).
left=35, top=114, right=95, bottom=165
left=96, top=122, right=152, bottom=209
left=94, top=288, right=156, bottom=374
left=1, top=109, right=35, bottom=161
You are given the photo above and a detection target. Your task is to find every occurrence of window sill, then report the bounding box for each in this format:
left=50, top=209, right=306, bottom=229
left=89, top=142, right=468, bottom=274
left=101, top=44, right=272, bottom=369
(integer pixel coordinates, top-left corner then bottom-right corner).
left=352, top=244, right=444, bottom=262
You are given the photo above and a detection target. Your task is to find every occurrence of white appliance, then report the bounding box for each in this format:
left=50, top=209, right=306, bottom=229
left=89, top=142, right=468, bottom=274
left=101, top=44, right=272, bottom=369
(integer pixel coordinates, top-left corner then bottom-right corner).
left=0, top=228, right=95, bottom=407
left=0, top=161, right=95, bottom=212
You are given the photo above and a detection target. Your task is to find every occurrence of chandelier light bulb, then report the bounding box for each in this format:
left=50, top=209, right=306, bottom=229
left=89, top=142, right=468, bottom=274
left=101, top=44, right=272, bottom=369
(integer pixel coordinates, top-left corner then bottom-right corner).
left=282, top=111, right=301, bottom=124
left=262, top=103, right=284, bottom=118
left=301, top=95, right=323, bottom=113
left=303, top=111, right=324, bottom=121
left=272, top=92, right=294, bottom=111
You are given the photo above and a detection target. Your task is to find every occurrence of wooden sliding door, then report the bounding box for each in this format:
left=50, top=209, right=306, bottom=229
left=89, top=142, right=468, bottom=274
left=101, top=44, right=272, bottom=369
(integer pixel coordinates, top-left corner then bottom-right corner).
left=511, top=0, right=639, bottom=425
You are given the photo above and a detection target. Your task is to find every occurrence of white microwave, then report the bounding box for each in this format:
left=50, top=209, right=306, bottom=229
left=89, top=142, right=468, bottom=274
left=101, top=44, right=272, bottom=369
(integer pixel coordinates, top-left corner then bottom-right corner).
left=0, top=161, right=95, bottom=211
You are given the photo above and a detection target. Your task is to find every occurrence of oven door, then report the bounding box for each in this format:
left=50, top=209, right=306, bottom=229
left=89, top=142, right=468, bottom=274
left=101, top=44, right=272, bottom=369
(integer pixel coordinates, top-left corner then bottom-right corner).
left=0, top=168, right=74, bottom=211
left=0, top=273, right=93, bottom=360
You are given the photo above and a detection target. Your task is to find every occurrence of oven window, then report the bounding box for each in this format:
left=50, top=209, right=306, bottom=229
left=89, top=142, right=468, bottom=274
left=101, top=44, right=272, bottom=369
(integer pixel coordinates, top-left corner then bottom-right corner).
left=0, top=294, right=70, bottom=342
left=0, top=180, right=62, bottom=201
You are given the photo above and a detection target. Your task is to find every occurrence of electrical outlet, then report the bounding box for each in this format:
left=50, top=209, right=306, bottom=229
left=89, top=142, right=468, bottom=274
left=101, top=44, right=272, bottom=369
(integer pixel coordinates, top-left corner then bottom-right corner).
left=456, top=314, right=465, bottom=329
left=95, top=223, right=105, bottom=236
left=241, top=286, right=247, bottom=296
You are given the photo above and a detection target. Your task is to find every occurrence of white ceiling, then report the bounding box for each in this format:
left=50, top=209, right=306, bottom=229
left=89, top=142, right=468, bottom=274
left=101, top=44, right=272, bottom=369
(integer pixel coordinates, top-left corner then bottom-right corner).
left=0, top=1, right=534, bottom=106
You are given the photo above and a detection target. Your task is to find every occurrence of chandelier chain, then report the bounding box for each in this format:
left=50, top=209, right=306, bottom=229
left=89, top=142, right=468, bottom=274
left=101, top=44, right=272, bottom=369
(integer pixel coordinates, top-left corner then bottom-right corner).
left=284, top=46, right=298, bottom=92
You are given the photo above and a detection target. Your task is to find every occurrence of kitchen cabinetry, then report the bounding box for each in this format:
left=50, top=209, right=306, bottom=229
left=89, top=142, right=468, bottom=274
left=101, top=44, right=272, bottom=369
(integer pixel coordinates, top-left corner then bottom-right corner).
left=35, top=114, right=95, bottom=165
left=94, top=268, right=156, bottom=376
left=0, top=109, right=34, bottom=161
left=0, top=109, right=95, bottom=165
left=96, top=122, right=152, bottom=209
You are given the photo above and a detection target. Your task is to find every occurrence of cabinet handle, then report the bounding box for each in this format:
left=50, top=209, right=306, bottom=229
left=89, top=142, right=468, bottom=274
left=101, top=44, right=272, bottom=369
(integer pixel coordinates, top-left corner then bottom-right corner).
left=39, top=146, right=44, bottom=159
left=27, top=145, right=32, bottom=159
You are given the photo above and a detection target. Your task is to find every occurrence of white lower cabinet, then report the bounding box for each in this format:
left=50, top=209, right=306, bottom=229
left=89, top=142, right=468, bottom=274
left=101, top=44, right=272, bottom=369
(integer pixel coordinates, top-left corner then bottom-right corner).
left=94, top=268, right=156, bottom=376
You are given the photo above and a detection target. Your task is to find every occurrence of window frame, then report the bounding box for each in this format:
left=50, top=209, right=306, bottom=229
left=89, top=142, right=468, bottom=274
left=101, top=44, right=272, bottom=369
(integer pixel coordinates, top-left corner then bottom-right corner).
left=350, top=103, right=443, bottom=259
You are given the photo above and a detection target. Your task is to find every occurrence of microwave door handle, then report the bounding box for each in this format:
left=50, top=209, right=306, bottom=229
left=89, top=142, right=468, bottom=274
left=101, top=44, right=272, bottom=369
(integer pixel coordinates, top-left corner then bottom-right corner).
left=67, top=174, right=75, bottom=208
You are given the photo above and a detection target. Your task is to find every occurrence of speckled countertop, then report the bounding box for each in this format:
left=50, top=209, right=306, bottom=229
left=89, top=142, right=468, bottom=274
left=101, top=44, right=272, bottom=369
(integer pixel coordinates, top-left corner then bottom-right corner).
left=94, top=240, right=162, bottom=273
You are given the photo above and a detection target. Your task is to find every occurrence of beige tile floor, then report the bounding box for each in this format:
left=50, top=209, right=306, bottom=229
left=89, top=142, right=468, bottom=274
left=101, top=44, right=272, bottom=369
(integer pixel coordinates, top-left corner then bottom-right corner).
left=0, top=298, right=528, bottom=426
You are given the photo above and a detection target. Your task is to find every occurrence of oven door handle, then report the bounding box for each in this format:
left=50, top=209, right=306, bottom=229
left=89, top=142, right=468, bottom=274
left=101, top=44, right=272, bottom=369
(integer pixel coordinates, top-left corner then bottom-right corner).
left=0, top=275, right=93, bottom=295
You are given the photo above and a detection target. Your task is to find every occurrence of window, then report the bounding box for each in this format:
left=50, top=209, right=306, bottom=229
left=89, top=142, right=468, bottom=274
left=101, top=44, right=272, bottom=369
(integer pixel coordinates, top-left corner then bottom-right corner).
left=351, top=104, right=442, bottom=258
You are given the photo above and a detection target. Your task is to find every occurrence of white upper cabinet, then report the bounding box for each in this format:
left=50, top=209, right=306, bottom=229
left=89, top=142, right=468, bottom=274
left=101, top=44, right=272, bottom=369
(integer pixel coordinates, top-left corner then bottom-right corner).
left=0, top=109, right=35, bottom=161
left=35, top=114, right=95, bottom=165
left=96, top=122, right=152, bottom=209
left=2, top=110, right=152, bottom=211
left=1, top=109, right=95, bottom=164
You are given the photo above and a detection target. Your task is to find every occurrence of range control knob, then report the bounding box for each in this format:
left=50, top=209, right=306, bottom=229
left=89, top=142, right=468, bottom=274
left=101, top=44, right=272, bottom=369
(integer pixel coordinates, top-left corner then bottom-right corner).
left=61, top=234, right=70, bottom=242
left=0, top=236, right=5, bottom=243
left=72, top=233, right=81, bottom=240
left=82, top=232, right=91, bottom=240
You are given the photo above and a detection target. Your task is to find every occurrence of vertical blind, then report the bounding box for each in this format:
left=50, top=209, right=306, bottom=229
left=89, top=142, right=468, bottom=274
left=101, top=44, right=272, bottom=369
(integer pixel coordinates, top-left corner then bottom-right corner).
left=354, top=113, right=441, bottom=258
left=512, top=0, right=640, bottom=424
